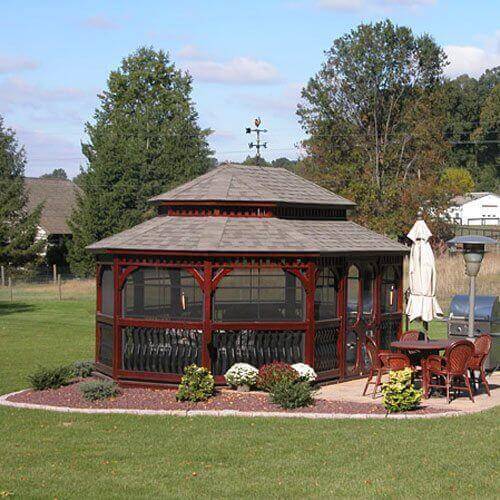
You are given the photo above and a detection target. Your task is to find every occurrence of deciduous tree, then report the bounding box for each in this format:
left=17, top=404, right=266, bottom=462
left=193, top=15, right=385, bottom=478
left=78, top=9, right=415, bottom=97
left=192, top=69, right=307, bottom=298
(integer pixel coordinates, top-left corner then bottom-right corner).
left=297, top=20, right=451, bottom=238
left=41, top=168, right=68, bottom=179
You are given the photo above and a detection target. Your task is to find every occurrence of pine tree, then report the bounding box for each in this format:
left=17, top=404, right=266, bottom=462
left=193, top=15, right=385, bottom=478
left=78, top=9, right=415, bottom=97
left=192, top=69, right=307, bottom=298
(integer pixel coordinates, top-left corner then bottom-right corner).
left=0, top=116, right=44, bottom=270
left=68, top=47, right=213, bottom=276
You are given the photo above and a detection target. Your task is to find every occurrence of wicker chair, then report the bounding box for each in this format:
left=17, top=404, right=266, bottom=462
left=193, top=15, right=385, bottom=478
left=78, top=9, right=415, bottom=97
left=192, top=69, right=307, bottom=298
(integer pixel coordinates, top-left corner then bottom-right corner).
left=468, top=334, right=492, bottom=396
left=425, top=339, right=475, bottom=403
left=399, top=330, right=425, bottom=367
left=363, top=337, right=411, bottom=398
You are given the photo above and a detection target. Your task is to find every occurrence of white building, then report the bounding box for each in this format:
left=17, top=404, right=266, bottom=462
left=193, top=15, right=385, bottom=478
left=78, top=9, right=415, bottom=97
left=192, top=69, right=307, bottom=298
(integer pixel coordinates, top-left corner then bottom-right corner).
left=447, top=192, right=500, bottom=226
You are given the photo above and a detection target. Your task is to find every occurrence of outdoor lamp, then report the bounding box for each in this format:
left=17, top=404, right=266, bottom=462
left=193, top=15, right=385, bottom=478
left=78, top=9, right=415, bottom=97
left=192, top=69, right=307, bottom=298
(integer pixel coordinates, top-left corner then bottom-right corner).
left=447, top=235, right=497, bottom=337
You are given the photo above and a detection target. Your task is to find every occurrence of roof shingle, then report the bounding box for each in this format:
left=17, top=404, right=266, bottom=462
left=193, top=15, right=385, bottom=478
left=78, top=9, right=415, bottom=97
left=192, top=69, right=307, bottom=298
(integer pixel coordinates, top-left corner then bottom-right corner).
left=149, top=163, right=356, bottom=207
left=87, top=216, right=408, bottom=254
left=24, top=177, right=81, bottom=235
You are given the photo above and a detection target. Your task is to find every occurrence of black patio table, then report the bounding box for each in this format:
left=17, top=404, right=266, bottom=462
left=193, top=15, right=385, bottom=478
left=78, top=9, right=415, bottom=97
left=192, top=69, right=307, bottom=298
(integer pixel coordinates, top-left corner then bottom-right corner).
left=390, top=339, right=456, bottom=396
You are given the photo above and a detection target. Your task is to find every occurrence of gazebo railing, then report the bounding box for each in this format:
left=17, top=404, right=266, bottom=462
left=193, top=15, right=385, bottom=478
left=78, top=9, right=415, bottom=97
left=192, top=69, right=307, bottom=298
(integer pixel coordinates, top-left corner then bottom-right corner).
left=121, top=326, right=202, bottom=374
left=209, top=328, right=305, bottom=376
left=314, top=320, right=341, bottom=374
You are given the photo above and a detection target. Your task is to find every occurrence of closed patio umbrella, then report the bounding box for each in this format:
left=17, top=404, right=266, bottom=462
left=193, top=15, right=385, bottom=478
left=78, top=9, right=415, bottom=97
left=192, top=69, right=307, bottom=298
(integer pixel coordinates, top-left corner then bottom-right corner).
left=405, top=215, right=442, bottom=336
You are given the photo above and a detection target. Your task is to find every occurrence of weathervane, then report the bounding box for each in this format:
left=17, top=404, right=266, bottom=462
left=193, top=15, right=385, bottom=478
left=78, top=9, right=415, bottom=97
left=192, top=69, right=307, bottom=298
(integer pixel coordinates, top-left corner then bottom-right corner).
left=245, top=117, right=267, bottom=164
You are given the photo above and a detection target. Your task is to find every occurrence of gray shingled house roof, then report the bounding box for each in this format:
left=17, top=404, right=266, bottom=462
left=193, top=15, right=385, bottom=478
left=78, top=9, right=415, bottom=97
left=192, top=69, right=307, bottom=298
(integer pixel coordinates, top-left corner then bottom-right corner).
left=149, top=163, right=356, bottom=207
left=87, top=216, right=408, bottom=254
left=25, top=177, right=81, bottom=235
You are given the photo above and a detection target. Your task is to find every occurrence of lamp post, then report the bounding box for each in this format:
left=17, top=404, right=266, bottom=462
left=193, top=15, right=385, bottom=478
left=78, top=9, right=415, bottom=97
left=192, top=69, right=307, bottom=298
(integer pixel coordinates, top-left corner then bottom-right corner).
left=447, top=235, right=497, bottom=338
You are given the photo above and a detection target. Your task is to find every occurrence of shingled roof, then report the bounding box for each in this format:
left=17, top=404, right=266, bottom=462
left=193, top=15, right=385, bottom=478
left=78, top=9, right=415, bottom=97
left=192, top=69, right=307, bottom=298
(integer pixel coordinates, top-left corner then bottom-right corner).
left=25, top=177, right=81, bottom=235
left=87, top=216, right=407, bottom=254
left=149, top=163, right=356, bottom=207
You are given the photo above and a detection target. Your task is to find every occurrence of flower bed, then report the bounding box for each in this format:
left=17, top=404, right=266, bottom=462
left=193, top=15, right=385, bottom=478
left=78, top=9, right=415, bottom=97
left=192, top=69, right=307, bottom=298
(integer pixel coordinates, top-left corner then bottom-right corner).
left=6, top=378, right=453, bottom=415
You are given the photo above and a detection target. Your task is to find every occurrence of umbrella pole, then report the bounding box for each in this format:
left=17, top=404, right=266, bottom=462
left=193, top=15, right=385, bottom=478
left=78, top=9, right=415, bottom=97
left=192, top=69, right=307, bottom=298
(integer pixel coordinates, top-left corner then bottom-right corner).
left=422, top=320, right=429, bottom=340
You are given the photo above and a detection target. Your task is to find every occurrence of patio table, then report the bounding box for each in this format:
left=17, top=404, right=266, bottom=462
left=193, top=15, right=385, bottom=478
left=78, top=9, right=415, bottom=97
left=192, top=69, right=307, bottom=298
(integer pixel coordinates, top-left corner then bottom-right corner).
left=390, top=339, right=456, bottom=396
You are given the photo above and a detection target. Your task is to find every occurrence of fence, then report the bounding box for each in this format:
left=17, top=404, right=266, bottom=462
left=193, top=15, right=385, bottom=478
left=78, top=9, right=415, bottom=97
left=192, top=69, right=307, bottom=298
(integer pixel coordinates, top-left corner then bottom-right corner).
left=0, top=266, right=93, bottom=303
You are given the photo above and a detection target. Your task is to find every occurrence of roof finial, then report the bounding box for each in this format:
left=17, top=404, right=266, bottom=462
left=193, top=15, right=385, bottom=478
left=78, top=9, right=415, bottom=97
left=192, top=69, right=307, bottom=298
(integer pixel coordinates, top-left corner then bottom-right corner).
left=416, top=210, right=423, bottom=220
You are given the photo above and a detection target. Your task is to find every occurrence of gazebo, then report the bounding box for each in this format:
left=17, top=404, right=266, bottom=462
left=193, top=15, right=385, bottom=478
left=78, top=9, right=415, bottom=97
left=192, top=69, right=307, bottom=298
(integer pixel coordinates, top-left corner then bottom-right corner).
left=88, top=164, right=408, bottom=386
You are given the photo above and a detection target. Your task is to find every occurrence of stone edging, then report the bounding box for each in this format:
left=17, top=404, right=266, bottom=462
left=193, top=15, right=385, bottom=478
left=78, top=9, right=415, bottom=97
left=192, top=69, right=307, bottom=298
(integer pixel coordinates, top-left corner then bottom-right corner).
left=0, top=389, right=475, bottom=420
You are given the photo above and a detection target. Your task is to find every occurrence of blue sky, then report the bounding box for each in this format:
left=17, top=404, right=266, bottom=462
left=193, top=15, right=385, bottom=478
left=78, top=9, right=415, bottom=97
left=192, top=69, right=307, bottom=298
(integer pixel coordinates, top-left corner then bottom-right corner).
left=1, top=0, right=498, bottom=178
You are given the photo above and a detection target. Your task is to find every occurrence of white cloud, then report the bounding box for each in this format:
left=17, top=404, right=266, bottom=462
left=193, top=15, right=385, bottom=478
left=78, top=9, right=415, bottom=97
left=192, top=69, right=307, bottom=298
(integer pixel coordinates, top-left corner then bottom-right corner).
left=13, top=126, right=84, bottom=177
left=445, top=32, right=500, bottom=77
left=82, top=15, right=120, bottom=30
left=0, top=54, right=38, bottom=74
left=185, top=57, right=280, bottom=85
left=178, top=44, right=206, bottom=60
left=0, top=77, right=85, bottom=112
left=318, top=0, right=363, bottom=10
left=237, top=83, right=303, bottom=116
left=318, top=0, right=435, bottom=11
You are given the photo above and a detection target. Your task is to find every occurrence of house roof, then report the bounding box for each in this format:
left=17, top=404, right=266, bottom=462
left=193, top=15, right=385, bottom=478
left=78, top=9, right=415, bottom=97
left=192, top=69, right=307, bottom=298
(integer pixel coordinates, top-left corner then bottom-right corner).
left=87, top=216, right=408, bottom=254
left=450, top=192, right=495, bottom=206
left=24, top=177, right=81, bottom=235
left=149, top=163, right=356, bottom=207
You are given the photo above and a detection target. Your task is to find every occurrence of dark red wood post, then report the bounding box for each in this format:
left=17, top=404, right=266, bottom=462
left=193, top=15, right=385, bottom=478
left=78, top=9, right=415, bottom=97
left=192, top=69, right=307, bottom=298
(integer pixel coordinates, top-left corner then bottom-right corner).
left=397, top=256, right=404, bottom=338
left=304, top=261, right=316, bottom=366
left=95, top=264, right=101, bottom=363
left=374, top=261, right=382, bottom=347
left=112, top=257, right=121, bottom=378
left=338, top=263, right=348, bottom=379
left=201, top=260, right=212, bottom=369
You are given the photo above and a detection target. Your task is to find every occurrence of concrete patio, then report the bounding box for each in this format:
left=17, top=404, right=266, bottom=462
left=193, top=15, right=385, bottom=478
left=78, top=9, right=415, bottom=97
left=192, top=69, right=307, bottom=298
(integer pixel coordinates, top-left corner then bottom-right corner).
left=318, top=371, right=500, bottom=414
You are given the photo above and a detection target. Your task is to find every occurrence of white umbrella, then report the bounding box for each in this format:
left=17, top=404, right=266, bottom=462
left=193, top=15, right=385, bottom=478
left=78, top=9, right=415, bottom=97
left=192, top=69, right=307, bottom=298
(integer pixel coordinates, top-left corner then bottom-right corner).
left=405, top=217, right=443, bottom=333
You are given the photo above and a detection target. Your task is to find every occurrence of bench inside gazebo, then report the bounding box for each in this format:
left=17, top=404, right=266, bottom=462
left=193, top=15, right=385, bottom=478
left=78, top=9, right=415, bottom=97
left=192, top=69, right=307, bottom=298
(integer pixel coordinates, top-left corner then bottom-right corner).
left=88, top=163, right=408, bottom=386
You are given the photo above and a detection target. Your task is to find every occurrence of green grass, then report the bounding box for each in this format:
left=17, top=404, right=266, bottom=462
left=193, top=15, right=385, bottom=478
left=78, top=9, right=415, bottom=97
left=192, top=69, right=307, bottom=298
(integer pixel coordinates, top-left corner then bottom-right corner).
left=0, top=287, right=499, bottom=498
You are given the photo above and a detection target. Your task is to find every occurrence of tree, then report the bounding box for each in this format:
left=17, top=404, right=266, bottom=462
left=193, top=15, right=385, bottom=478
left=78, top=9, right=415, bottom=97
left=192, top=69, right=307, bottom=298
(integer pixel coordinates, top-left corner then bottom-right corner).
left=68, top=47, right=213, bottom=276
left=271, top=157, right=298, bottom=171
left=297, top=20, right=451, bottom=238
left=440, top=167, right=474, bottom=197
left=441, top=67, right=499, bottom=191
left=242, top=155, right=270, bottom=167
left=0, top=116, right=44, bottom=270
left=41, top=168, right=68, bottom=179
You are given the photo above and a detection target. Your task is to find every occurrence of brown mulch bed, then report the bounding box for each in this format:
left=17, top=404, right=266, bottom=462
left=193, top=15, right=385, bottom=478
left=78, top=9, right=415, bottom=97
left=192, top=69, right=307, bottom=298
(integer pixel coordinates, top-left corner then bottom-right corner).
left=7, top=378, right=453, bottom=415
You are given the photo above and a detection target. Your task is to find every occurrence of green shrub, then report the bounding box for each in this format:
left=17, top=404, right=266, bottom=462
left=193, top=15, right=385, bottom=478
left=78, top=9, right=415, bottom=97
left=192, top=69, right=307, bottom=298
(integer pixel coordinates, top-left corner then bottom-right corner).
left=176, top=365, right=215, bottom=402
left=257, top=362, right=299, bottom=392
left=28, top=365, right=74, bottom=391
left=269, top=379, right=317, bottom=409
left=381, top=367, right=423, bottom=413
left=79, top=379, right=119, bottom=401
left=72, top=360, right=94, bottom=378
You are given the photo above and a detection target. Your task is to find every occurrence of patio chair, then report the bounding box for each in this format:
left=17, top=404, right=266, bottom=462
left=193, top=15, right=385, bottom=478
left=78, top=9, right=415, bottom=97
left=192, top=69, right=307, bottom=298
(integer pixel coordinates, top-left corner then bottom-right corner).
left=399, top=329, right=425, bottom=369
left=363, top=337, right=411, bottom=398
left=425, top=339, right=475, bottom=403
left=468, top=334, right=492, bottom=396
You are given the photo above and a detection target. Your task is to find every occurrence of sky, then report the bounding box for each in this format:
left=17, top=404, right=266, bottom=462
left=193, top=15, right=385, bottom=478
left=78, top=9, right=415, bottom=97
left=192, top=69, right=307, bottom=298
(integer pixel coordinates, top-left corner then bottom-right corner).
left=0, top=0, right=499, bottom=178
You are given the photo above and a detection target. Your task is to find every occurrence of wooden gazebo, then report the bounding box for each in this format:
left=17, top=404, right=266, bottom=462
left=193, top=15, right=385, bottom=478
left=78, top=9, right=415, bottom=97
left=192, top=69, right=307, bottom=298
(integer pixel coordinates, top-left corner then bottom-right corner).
left=88, top=164, right=408, bottom=386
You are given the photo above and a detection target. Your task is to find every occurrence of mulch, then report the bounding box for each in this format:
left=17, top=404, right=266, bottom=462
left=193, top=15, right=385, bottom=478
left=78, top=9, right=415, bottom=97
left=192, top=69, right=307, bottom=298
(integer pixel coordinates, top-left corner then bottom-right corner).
left=7, top=378, right=452, bottom=415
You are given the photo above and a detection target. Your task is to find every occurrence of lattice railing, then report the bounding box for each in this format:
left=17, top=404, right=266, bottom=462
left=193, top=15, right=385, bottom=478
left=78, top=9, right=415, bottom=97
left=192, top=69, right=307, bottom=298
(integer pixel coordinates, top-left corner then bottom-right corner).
left=314, top=322, right=340, bottom=373
left=122, top=327, right=201, bottom=374
left=210, top=329, right=304, bottom=376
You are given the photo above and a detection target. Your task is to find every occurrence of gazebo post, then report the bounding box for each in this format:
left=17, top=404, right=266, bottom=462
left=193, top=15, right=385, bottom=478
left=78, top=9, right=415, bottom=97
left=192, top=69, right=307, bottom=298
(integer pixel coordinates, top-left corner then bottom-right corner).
left=304, top=261, right=316, bottom=366
left=374, top=261, right=382, bottom=347
left=201, top=260, right=212, bottom=369
left=95, top=264, right=101, bottom=364
left=112, top=256, right=121, bottom=378
left=338, top=264, right=348, bottom=379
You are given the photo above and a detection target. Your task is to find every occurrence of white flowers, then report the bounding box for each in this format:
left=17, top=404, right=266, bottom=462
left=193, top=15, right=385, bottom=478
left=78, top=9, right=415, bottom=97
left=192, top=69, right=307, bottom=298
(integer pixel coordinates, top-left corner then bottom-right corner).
left=291, top=363, right=317, bottom=382
left=224, top=362, right=317, bottom=389
left=224, top=363, right=259, bottom=388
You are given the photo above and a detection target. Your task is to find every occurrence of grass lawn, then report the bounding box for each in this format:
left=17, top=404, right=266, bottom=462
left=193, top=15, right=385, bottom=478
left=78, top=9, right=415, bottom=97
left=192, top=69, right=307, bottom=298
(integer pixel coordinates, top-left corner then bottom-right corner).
left=0, top=285, right=499, bottom=498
